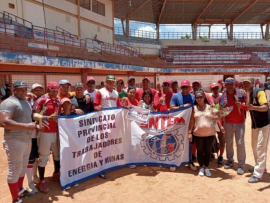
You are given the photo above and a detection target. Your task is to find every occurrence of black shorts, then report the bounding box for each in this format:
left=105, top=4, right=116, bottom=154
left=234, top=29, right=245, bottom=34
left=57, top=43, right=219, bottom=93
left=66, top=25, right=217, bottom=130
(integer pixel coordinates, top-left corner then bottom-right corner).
left=28, top=138, right=39, bottom=164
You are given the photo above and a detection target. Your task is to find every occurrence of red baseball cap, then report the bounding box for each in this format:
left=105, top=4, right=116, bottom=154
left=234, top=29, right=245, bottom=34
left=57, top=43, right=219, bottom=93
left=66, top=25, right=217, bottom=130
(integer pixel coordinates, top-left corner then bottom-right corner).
left=210, top=82, right=220, bottom=89
left=162, top=79, right=171, bottom=85
left=142, top=77, right=150, bottom=82
left=60, top=98, right=71, bottom=105
left=180, top=79, right=191, bottom=87
left=218, top=79, right=223, bottom=83
left=47, top=82, right=59, bottom=89
left=192, top=80, right=201, bottom=85
left=87, top=77, right=95, bottom=83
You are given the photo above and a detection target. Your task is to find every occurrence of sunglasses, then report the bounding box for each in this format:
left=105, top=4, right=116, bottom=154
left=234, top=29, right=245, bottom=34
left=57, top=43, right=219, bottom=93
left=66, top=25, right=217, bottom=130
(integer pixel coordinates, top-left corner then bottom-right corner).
left=117, top=82, right=124, bottom=85
left=163, top=83, right=170, bottom=87
left=88, top=82, right=95, bottom=85
left=49, top=87, right=59, bottom=91
left=181, top=86, right=189, bottom=89
left=195, top=96, right=204, bottom=99
left=129, top=79, right=135, bottom=82
left=212, top=87, right=219, bottom=90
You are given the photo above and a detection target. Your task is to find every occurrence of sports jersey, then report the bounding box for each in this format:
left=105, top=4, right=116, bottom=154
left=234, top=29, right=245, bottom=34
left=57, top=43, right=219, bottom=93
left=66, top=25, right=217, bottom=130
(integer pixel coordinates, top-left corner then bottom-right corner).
left=94, top=87, right=121, bottom=109
left=36, top=96, right=60, bottom=133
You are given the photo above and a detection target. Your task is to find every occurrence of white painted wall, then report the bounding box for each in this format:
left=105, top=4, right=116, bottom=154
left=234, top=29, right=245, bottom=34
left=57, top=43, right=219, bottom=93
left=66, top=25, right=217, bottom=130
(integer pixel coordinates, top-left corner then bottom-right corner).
left=0, top=0, right=113, bottom=43
left=81, top=20, right=113, bottom=43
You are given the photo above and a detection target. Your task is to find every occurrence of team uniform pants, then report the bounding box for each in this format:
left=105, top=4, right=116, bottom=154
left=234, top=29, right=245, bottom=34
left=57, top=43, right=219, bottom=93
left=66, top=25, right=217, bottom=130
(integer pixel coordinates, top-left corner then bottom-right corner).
left=224, top=122, right=246, bottom=169
left=38, top=132, right=59, bottom=167
left=3, top=138, right=31, bottom=183
left=251, top=124, right=270, bottom=178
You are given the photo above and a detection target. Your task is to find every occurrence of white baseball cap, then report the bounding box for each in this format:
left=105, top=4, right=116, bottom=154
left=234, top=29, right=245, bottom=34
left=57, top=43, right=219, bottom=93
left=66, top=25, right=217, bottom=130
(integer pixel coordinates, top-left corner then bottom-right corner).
left=31, top=83, right=43, bottom=90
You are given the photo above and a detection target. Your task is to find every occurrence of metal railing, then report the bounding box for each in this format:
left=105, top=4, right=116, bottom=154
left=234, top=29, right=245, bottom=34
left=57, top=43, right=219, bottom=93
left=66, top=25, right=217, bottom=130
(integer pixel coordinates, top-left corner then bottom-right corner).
left=115, top=27, right=265, bottom=40
left=0, top=21, right=141, bottom=58
left=2, top=11, right=33, bottom=28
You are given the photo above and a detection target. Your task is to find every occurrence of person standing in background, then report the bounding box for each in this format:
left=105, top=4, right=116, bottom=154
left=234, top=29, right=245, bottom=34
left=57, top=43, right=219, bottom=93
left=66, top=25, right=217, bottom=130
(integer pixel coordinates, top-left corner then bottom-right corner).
left=116, top=78, right=127, bottom=99
left=242, top=78, right=270, bottom=183
left=84, top=77, right=97, bottom=102
left=0, top=83, right=12, bottom=103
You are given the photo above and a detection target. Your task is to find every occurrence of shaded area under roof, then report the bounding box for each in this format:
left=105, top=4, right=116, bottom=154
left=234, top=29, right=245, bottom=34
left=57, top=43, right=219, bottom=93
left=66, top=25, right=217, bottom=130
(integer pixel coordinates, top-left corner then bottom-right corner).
left=112, top=0, right=270, bottom=25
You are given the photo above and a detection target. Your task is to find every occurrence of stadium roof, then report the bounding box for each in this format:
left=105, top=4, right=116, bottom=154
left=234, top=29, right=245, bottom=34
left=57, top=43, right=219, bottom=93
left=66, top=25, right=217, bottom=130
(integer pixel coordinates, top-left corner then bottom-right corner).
left=113, top=0, right=270, bottom=25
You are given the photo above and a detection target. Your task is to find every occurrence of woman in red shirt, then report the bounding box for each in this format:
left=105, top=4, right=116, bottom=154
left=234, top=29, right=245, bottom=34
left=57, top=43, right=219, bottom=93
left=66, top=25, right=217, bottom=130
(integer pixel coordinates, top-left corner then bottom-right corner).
left=122, top=86, right=138, bottom=107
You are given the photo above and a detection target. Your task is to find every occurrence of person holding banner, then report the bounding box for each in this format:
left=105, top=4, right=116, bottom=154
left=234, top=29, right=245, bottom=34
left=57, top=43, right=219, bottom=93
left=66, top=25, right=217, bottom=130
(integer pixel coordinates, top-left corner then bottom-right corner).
left=33, top=82, right=61, bottom=193
left=220, top=77, right=247, bottom=175
left=70, top=82, right=94, bottom=114
left=138, top=90, right=155, bottom=111
left=154, top=80, right=173, bottom=112
left=242, top=78, right=269, bottom=183
left=189, top=90, right=217, bottom=177
left=94, top=75, right=121, bottom=178
left=122, top=86, right=138, bottom=107
left=170, top=79, right=196, bottom=172
left=0, top=81, right=38, bottom=203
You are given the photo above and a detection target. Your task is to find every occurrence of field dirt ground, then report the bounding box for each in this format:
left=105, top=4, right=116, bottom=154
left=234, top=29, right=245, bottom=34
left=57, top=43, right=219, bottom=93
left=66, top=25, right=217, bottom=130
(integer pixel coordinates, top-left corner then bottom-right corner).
left=1, top=114, right=270, bottom=203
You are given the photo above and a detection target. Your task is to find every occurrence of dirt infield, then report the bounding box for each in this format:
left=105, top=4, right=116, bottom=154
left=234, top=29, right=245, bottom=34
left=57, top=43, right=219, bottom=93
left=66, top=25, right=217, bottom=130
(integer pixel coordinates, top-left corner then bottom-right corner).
left=1, top=114, right=270, bottom=203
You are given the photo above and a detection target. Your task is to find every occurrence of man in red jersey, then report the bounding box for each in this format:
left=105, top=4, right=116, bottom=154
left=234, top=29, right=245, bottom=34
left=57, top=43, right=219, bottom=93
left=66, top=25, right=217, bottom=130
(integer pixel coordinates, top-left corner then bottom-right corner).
left=34, top=82, right=60, bottom=193
left=135, top=77, right=157, bottom=102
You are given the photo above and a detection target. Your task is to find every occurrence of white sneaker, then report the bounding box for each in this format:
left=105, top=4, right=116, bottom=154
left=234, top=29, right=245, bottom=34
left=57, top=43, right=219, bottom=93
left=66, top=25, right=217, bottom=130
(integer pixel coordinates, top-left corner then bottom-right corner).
left=198, top=168, right=204, bottom=176
left=74, top=183, right=79, bottom=187
left=65, top=186, right=71, bottom=190
left=129, top=165, right=136, bottom=169
left=26, top=182, right=38, bottom=194
left=205, top=168, right=211, bottom=177
left=170, top=167, right=177, bottom=172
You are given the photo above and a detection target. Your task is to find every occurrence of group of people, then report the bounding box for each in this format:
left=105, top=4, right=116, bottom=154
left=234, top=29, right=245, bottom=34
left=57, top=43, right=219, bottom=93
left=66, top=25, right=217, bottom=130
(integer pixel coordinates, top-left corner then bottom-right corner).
left=0, top=75, right=270, bottom=203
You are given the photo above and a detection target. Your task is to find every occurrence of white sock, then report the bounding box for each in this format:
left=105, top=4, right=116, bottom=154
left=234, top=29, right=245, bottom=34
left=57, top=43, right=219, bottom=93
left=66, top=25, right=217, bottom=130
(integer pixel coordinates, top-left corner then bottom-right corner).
left=26, top=166, right=33, bottom=185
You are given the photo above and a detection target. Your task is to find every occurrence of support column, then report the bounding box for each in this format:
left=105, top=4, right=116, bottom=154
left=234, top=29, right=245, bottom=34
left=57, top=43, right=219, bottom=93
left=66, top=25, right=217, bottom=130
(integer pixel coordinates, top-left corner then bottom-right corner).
left=266, top=23, right=269, bottom=40
left=121, top=18, right=125, bottom=36
left=126, top=16, right=130, bottom=38
left=208, top=25, right=211, bottom=39
left=193, top=23, right=197, bottom=40
left=229, top=23, right=233, bottom=40
left=156, top=23, right=160, bottom=40
left=260, top=24, right=265, bottom=39
left=226, top=24, right=229, bottom=39
left=77, top=0, right=81, bottom=37
left=81, top=69, right=88, bottom=84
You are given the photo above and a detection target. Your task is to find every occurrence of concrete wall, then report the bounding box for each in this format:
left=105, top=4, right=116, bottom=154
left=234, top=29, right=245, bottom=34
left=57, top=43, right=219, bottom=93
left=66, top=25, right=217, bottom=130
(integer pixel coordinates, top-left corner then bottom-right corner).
left=160, top=39, right=235, bottom=47
left=0, top=0, right=114, bottom=44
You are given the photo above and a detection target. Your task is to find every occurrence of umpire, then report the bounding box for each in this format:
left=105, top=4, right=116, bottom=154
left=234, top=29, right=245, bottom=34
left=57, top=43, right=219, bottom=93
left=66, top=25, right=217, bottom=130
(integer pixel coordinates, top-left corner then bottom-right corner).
left=0, top=81, right=38, bottom=203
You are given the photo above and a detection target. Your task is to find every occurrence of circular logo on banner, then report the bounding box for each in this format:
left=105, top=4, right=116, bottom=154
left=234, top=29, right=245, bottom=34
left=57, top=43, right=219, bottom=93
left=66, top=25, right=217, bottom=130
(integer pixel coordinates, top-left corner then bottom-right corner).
left=140, top=127, right=185, bottom=161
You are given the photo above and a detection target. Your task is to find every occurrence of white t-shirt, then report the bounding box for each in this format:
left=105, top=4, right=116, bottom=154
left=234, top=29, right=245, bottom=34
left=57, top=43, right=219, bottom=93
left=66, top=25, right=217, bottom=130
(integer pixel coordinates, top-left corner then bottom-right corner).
left=84, top=89, right=97, bottom=102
